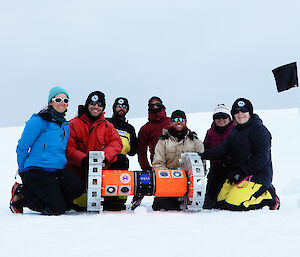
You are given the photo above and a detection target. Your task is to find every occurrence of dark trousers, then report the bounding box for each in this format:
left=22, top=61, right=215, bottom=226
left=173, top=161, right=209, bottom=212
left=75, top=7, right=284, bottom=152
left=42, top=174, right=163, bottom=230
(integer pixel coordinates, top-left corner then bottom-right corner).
left=203, top=163, right=229, bottom=209
left=21, top=169, right=85, bottom=215
left=103, top=154, right=129, bottom=210
left=108, top=154, right=129, bottom=170
left=152, top=197, right=182, bottom=211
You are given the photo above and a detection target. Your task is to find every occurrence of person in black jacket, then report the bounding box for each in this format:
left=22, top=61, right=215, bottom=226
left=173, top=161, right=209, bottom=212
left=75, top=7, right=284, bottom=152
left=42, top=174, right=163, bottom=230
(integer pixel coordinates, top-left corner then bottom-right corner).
left=107, top=97, right=138, bottom=164
left=200, top=98, right=280, bottom=211
left=106, top=97, right=138, bottom=210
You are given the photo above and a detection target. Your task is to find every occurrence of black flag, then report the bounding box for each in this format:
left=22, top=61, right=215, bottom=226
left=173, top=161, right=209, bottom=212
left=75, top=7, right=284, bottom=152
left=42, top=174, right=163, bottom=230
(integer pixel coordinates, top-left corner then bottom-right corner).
left=272, top=62, right=298, bottom=92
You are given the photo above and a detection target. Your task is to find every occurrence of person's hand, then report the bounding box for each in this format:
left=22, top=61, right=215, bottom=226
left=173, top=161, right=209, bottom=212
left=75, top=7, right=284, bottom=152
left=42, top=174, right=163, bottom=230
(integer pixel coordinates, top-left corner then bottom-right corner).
left=228, top=171, right=246, bottom=184
left=81, top=155, right=89, bottom=171
left=198, top=151, right=208, bottom=160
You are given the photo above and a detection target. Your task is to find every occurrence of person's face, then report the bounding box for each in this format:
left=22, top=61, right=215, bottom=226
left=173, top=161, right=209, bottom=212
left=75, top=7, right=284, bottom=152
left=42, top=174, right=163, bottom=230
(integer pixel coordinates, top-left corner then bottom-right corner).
left=115, top=105, right=128, bottom=117
left=149, top=100, right=162, bottom=110
left=50, top=93, right=68, bottom=113
left=234, top=110, right=250, bottom=124
left=88, top=102, right=103, bottom=117
left=171, top=117, right=187, bottom=132
left=214, top=114, right=230, bottom=127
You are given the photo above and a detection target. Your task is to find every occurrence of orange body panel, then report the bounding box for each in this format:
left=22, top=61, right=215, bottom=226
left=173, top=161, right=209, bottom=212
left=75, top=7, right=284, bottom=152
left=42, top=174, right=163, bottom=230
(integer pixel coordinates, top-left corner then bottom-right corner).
left=102, top=170, right=135, bottom=196
left=154, top=169, right=187, bottom=197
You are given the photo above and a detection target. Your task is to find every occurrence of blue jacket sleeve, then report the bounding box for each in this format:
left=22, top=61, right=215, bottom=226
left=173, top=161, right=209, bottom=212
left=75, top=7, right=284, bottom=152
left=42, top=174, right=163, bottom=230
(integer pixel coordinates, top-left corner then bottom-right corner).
left=16, top=115, right=44, bottom=172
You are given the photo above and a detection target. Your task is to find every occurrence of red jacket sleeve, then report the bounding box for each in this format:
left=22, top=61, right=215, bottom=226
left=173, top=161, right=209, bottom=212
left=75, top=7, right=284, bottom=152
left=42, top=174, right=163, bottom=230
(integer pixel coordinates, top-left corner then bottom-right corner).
left=66, top=119, right=87, bottom=167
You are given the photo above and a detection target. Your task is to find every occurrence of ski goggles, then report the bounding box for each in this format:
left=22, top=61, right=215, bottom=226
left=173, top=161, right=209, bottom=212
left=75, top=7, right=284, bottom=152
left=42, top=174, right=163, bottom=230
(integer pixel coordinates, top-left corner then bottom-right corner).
left=171, top=117, right=185, bottom=123
left=116, top=104, right=128, bottom=109
left=213, top=114, right=230, bottom=120
left=233, top=108, right=249, bottom=115
left=89, top=101, right=103, bottom=107
left=52, top=97, right=69, bottom=104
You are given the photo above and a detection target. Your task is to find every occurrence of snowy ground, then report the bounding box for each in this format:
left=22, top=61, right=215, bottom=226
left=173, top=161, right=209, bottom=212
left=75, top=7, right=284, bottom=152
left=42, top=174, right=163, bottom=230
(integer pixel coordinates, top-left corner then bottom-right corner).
left=1, top=109, right=300, bottom=257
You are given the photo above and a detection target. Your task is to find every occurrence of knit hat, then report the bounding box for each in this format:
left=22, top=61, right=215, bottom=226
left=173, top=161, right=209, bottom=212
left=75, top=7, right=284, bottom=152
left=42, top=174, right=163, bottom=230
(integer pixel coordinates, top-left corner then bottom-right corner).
left=113, top=97, right=129, bottom=112
left=171, top=110, right=186, bottom=120
left=231, top=98, right=253, bottom=116
left=85, top=91, right=106, bottom=110
left=213, top=104, right=232, bottom=120
left=48, top=86, right=69, bottom=104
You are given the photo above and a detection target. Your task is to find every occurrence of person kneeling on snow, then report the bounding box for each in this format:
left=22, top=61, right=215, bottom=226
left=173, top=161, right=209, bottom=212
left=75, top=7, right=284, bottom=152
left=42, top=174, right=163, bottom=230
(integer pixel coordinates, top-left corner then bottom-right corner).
left=10, top=87, right=85, bottom=215
left=199, top=98, right=280, bottom=211
left=203, top=104, right=235, bottom=209
left=66, top=91, right=124, bottom=211
left=152, top=110, right=205, bottom=211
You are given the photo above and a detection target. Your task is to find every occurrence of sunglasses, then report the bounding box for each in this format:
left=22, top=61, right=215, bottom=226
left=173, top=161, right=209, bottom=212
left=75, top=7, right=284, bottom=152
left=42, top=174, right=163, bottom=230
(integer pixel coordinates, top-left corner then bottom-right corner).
left=116, top=104, right=128, bottom=109
left=214, top=114, right=229, bottom=120
left=233, top=108, right=248, bottom=115
left=89, top=101, right=102, bottom=107
left=171, top=117, right=185, bottom=123
left=52, top=97, right=69, bottom=104
left=149, top=103, right=162, bottom=109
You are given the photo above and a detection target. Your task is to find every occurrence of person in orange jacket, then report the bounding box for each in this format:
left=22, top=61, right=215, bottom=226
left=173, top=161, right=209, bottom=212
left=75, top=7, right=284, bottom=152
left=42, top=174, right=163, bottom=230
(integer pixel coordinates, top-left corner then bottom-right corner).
left=66, top=91, right=125, bottom=211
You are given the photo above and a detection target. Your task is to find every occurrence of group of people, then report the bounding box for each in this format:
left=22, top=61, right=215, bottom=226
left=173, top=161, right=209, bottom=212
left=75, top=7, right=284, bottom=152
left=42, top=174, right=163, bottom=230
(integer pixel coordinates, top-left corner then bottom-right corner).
left=9, top=86, right=280, bottom=215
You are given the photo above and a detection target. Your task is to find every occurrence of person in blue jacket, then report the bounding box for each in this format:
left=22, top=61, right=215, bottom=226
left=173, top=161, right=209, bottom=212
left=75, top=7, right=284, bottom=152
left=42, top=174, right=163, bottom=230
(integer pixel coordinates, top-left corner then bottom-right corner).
left=199, top=98, right=280, bottom=211
left=10, top=87, right=85, bottom=215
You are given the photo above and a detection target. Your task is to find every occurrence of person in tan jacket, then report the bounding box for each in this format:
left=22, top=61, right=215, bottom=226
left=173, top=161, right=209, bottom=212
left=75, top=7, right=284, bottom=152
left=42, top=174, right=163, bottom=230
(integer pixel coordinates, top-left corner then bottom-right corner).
left=152, top=110, right=205, bottom=210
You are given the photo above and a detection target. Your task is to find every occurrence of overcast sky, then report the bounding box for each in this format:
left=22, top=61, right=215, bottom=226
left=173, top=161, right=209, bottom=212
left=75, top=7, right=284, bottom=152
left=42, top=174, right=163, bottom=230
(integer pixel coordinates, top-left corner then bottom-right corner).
left=0, top=0, right=299, bottom=127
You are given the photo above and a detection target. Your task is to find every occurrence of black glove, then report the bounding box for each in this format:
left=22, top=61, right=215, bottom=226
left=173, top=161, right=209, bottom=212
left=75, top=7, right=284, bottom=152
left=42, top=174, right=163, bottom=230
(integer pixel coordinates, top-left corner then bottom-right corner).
left=198, top=151, right=209, bottom=160
left=81, top=155, right=89, bottom=171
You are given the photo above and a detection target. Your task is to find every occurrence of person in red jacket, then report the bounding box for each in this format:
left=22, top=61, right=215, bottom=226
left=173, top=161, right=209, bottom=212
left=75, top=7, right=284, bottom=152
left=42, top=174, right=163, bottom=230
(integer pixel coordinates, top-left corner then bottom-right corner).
left=203, top=104, right=235, bottom=209
left=131, top=97, right=171, bottom=210
left=137, top=96, right=171, bottom=171
left=66, top=91, right=124, bottom=211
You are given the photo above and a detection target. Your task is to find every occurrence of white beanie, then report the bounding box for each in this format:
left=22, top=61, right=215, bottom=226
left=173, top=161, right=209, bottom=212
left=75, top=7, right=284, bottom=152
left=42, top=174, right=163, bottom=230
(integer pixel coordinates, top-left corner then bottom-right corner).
left=213, top=104, right=232, bottom=120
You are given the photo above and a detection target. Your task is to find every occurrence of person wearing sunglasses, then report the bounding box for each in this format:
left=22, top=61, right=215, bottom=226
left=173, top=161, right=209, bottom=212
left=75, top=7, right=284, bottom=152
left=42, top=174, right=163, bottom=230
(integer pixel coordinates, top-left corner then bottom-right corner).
left=199, top=98, right=280, bottom=211
left=138, top=96, right=171, bottom=172
left=202, top=104, right=235, bottom=209
left=107, top=97, right=137, bottom=159
left=66, top=91, right=124, bottom=211
left=151, top=110, right=205, bottom=211
left=133, top=97, right=171, bottom=210
left=106, top=97, right=138, bottom=208
left=10, top=87, right=85, bottom=215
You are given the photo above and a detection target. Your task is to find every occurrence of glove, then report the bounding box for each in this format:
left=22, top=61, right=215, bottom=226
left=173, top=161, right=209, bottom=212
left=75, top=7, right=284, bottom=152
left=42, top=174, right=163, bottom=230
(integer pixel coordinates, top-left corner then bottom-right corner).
left=81, top=155, right=89, bottom=172
left=227, top=170, right=246, bottom=184
left=198, top=151, right=209, bottom=160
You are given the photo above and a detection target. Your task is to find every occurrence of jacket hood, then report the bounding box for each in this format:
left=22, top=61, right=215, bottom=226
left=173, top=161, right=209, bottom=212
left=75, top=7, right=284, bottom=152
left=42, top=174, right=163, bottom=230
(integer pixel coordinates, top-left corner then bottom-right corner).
left=148, top=109, right=167, bottom=121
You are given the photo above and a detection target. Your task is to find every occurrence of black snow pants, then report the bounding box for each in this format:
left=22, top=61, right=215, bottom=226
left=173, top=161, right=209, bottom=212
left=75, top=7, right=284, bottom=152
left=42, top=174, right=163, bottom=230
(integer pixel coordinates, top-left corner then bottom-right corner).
left=203, top=162, right=230, bottom=209
left=20, top=168, right=85, bottom=215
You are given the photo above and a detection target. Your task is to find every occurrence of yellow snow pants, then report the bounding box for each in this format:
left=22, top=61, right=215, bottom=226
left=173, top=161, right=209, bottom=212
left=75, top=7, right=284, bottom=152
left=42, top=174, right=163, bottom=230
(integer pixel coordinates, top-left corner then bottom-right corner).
left=217, top=179, right=273, bottom=210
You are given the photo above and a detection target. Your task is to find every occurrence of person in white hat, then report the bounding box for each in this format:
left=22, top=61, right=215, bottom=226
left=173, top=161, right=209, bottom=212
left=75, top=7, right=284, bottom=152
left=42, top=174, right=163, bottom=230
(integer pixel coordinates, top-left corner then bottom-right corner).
left=202, top=104, right=235, bottom=209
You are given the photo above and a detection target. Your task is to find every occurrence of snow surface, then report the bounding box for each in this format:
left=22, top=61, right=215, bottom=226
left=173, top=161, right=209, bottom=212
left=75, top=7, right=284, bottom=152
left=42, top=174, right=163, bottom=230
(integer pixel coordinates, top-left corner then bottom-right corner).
left=1, top=109, right=300, bottom=257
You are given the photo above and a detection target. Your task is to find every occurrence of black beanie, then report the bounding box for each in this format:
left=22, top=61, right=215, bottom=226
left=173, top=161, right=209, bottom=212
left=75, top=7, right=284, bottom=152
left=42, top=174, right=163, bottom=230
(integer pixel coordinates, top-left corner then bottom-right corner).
left=231, top=98, right=253, bottom=117
left=113, top=97, right=129, bottom=112
left=85, top=91, right=106, bottom=110
left=171, top=110, right=186, bottom=120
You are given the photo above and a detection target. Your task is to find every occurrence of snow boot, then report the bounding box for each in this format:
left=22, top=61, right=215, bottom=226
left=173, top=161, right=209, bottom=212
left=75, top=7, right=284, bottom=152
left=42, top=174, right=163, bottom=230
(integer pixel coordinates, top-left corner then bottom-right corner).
left=9, top=182, right=24, bottom=213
